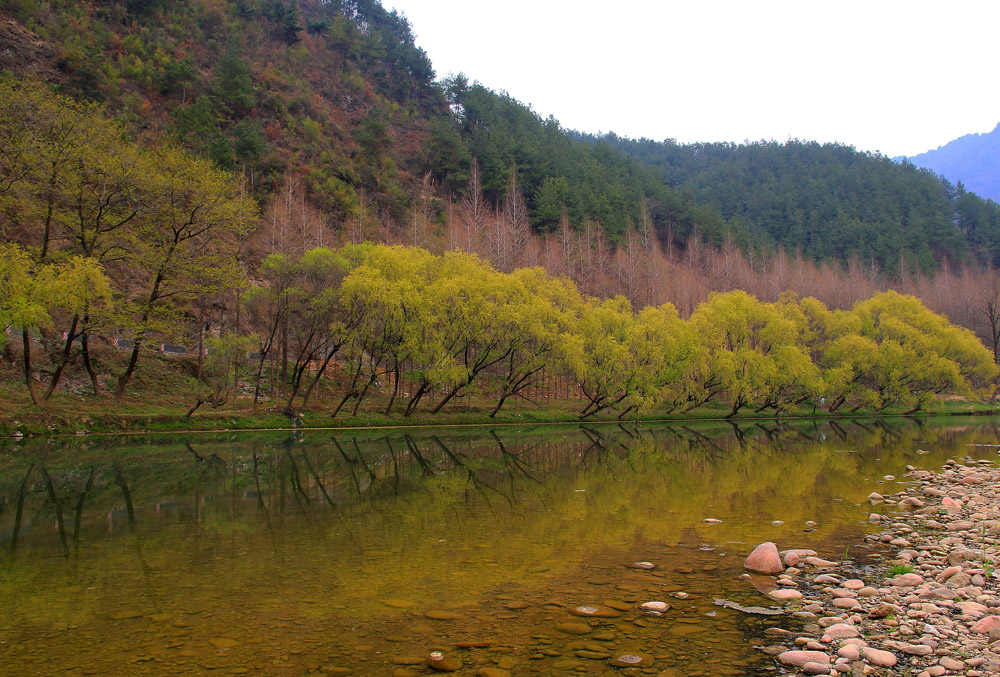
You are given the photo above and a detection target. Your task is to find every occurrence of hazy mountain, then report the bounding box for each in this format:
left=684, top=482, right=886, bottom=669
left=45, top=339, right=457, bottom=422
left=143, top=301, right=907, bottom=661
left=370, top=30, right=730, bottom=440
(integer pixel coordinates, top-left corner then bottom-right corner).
left=907, top=124, right=1000, bottom=202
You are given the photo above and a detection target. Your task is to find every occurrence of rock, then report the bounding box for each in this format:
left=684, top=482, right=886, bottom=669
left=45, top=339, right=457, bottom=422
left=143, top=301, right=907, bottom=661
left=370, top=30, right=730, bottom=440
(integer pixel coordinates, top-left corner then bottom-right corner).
left=208, top=638, right=239, bottom=650
left=784, top=552, right=801, bottom=567
left=768, top=589, right=803, bottom=602
left=972, top=616, right=1000, bottom=634
left=938, top=657, right=965, bottom=671
left=629, top=561, right=655, bottom=570
left=608, top=653, right=654, bottom=668
left=703, top=518, right=723, bottom=524
left=426, top=652, right=462, bottom=672
left=860, top=647, right=897, bottom=667
left=554, top=622, right=592, bottom=635
left=476, top=669, right=511, bottom=677
left=838, top=645, right=861, bottom=660
left=745, top=542, right=784, bottom=574
left=640, top=601, right=670, bottom=612
left=868, top=492, right=884, bottom=502
left=570, top=605, right=620, bottom=618
left=891, top=573, right=924, bottom=587
left=777, top=650, right=830, bottom=667
left=823, top=623, right=859, bottom=640
left=803, top=556, right=838, bottom=567
left=869, top=604, right=897, bottom=619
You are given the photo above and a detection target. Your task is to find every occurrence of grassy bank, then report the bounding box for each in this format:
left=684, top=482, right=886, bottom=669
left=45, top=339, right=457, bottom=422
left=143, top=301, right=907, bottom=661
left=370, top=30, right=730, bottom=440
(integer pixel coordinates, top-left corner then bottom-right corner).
left=1, top=377, right=995, bottom=438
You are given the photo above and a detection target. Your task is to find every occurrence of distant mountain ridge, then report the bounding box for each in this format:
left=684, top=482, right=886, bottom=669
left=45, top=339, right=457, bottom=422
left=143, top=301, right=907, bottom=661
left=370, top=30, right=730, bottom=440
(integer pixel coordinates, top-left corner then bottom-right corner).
left=907, top=123, right=1000, bottom=202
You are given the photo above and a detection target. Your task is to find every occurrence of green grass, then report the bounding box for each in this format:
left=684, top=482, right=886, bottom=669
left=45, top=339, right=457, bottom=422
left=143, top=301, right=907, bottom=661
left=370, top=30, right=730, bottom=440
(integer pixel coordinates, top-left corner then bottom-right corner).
left=887, top=563, right=915, bottom=577
left=0, top=354, right=997, bottom=437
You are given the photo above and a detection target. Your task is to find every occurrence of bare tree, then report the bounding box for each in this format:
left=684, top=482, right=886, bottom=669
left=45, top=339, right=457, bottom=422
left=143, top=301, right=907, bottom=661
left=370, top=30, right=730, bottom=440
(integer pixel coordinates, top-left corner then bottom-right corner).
left=461, top=158, right=489, bottom=254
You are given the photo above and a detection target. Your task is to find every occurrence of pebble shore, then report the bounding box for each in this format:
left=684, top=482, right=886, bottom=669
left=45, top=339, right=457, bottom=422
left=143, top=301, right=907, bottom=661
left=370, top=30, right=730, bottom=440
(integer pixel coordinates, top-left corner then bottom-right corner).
left=752, top=457, right=1000, bottom=676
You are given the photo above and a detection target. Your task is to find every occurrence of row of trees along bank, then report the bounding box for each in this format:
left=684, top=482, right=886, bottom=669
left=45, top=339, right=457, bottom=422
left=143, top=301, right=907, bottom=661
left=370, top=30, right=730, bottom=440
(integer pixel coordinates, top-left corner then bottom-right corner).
left=233, top=244, right=998, bottom=419
left=9, top=237, right=992, bottom=419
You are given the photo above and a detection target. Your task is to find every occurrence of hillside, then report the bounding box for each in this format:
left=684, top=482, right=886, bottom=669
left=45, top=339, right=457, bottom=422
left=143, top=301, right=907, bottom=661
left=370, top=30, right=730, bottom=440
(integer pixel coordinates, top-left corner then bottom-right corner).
left=0, top=0, right=725, bottom=257
left=589, top=134, right=1000, bottom=274
left=907, top=123, right=1000, bottom=203
left=5, top=0, right=1000, bottom=277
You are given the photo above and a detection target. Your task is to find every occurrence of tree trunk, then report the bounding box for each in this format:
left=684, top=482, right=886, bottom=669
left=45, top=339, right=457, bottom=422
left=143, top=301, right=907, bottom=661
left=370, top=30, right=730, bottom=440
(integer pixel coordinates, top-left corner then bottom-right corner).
left=22, top=331, right=38, bottom=405
left=80, top=315, right=101, bottom=396
left=384, top=361, right=400, bottom=415
left=42, top=315, right=79, bottom=401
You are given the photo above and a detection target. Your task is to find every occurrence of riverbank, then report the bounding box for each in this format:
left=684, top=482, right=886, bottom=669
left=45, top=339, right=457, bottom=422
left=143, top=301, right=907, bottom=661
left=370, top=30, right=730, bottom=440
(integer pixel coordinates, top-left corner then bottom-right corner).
left=0, top=381, right=995, bottom=438
left=751, top=456, right=1000, bottom=675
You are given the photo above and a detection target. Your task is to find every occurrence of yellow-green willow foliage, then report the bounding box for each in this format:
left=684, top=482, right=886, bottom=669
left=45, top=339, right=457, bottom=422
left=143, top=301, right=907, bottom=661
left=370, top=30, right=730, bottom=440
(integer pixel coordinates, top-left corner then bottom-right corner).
left=820, top=291, right=998, bottom=412
left=0, top=243, right=112, bottom=404
left=688, top=291, right=821, bottom=416
left=240, top=246, right=995, bottom=419
left=0, top=79, right=257, bottom=399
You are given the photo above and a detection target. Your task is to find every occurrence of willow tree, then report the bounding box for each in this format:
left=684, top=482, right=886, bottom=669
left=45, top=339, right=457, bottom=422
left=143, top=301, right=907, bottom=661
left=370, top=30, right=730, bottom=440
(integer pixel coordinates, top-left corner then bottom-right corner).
left=115, top=147, right=256, bottom=399
left=688, top=290, right=819, bottom=417
left=0, top=243, right=112, bottom=404
left=824, top=291, right=998, bottom=413
left=486, top=267, right=583, bottom=417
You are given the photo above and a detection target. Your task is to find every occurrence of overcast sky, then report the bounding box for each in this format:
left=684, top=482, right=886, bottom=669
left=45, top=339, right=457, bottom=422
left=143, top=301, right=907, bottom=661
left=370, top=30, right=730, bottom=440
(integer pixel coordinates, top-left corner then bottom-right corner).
left=387, top=0, right=1000, bottom=158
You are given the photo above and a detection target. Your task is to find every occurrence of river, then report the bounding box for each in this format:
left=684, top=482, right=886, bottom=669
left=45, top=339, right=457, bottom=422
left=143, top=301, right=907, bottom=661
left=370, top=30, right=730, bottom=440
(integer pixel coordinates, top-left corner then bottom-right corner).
left=1, top=417, right=997, bottom=675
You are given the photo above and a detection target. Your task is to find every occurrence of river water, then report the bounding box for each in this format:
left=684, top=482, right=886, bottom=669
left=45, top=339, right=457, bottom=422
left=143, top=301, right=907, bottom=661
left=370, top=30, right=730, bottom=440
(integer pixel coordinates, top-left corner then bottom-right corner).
left=0, top=417, right=997, bottom=676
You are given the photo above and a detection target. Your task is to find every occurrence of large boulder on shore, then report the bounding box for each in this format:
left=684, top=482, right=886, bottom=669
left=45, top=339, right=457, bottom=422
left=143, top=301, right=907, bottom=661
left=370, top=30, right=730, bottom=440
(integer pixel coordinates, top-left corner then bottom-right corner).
left=744, top=542, right=784, bottom=574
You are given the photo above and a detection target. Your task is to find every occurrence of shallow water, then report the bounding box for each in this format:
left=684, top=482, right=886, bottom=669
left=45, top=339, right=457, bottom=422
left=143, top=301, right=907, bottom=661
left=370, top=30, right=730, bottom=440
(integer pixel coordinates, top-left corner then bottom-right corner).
left=0, top=417, right=997, bottom=675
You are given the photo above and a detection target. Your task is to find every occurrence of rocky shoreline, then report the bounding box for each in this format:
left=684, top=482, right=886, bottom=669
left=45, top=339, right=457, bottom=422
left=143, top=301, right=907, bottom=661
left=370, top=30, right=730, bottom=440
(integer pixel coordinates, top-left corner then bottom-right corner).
left=747, top=457, right=1000, bottom=676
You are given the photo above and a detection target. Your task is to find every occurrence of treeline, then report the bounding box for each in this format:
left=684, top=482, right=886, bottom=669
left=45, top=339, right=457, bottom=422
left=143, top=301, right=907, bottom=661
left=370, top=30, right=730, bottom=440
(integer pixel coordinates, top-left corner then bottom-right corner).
left=593, top=135, right=1000, bottom=274
left=4, top=235, right=996, bottom=418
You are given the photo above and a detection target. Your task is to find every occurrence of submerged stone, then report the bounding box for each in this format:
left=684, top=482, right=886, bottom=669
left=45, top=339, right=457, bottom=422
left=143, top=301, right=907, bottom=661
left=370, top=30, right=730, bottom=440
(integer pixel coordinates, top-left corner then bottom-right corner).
left=570, top=604, right=620, bottom=618
left=609, top=652, right=654, bottom=668
left=426, top=651, right=462, bottom=672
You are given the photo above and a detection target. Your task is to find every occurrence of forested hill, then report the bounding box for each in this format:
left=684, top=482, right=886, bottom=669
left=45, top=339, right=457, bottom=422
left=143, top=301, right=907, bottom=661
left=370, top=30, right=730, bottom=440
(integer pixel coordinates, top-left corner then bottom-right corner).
left=590, top=135, right=1000, bottom=275
left=0, top=0, right=723, bottom=254
left=907, top=123, right=1000, bottom=203
left=3, top=0, right=1000, bottom=276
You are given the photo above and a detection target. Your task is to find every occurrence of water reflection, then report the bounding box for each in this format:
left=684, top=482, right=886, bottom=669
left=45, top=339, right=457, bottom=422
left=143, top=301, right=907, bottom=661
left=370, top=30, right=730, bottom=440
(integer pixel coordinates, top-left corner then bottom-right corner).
left=0, top=417, right=997, bottom=675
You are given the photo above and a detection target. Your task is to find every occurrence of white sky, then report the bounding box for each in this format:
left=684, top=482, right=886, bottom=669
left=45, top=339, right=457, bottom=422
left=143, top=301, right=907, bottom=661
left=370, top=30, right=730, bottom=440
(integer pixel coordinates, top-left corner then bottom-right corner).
left=388, top=0, right=1000, bottom=158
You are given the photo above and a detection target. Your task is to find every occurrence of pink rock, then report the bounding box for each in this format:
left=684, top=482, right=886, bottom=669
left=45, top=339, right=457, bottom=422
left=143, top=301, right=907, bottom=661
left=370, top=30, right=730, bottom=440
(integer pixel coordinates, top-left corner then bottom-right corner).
left=937, top=565, right=962, bottom=582
left=823, top=623, right=859, bottom=639
left=971, top=615, right=1000, bottom=634
left=891, top=573, right=924, bottom=587
left=802, top=662, right=829, bottom=675
left=942, top=496, right=962, bottom=507
left=803, top=556, right=838, bottom=567
left=832, top=598, right=861, bottom=610
left=768, top=589, right=803, bottom=602
left=744, top=542, right=784, bottom=574
left=783, top=552, right=800, bottom=567
left=837, top=645, right=861, bottom=660
left=777, top=650, right=830, bottom=667
left=860, top=647, right=897, bottom=667
left=842, top=579, right=864, bottom=590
